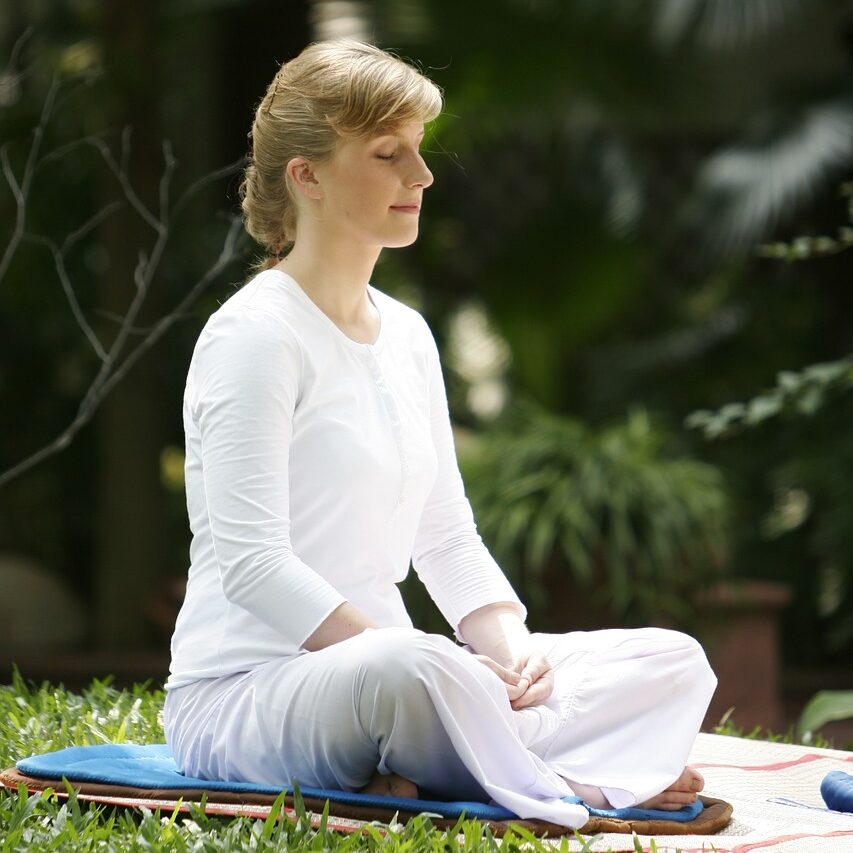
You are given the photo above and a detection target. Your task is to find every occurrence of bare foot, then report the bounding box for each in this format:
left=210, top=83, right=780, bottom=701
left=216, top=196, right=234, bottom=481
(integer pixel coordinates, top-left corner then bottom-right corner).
left=358, top=769, right=419, bottom=799
left=639, top=766, right=704, bottom=811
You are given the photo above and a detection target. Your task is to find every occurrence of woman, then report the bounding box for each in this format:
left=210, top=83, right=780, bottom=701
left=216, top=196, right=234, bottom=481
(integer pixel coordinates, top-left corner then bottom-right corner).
left=163, top=38, right=717, bottom=829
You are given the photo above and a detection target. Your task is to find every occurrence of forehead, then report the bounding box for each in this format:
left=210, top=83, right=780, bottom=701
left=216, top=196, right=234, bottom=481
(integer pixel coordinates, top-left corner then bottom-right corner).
left=369, top=123, right=426, bottom=142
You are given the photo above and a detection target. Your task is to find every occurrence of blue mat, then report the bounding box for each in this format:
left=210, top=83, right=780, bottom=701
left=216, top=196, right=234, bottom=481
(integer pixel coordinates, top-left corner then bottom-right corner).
left=16, top=743, right=703, bottom=823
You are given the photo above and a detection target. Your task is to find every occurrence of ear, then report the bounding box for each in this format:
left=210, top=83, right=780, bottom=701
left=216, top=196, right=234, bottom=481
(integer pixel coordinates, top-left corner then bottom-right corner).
left=285, top=156, right=324, bottom=201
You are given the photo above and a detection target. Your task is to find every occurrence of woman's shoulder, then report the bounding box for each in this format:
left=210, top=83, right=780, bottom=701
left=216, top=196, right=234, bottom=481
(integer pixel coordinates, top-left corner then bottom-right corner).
left=189, top=270, right=308, bottom=379
left=200, top=269, right=305, bottom=342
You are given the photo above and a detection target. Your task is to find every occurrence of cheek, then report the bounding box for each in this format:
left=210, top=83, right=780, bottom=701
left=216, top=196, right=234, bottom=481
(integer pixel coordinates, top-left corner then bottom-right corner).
left=342, top=175, right=391, bottom=218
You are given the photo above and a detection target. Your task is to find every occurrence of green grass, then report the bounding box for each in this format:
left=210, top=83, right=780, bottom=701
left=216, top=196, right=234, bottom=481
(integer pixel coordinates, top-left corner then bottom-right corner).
left=0, top=671, right=697, bottom=852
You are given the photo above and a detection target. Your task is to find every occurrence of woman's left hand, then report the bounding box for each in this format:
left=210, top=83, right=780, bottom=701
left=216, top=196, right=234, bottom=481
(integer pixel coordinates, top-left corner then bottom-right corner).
left=509, top=650, right=554, bottom=710
left=473, top=649, right=554, bottom=709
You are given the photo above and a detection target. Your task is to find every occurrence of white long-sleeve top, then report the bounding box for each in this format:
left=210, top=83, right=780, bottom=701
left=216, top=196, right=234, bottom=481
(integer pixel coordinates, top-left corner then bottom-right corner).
left=166, top=269, right=525, bottom=689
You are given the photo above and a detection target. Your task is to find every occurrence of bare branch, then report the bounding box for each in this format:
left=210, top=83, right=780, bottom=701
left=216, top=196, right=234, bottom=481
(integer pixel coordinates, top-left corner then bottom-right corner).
left=159, top=139, right=177, bottom=225
left=22, top=74, right=60, bottom=196
left=173, top=155, right=246, bottom=220
left=87, top=134, right=161, bottom=232
left=0, top=215, right=244, bottom=490
left=0, top=74, right=60, bottom=283
left=0, top=144, right=23, bottom=204
left=94, top=308, right=197, bottom=335
left=23, top=231, right=109, bottom=361
left=51, top=68, right=101, bottom=116
left=94, top=216, right=244, bottom=405
left=119, top=125, right=131, bottom=178
left=18, top=198, right=125, bottom=363
left=5, top=26, right=33, bottom=74
left=61, top=199, right=124, bottom=255
left=1, top=49, right=246, bottom=488
left=133, top=251, right=148, bottom=291
left=34, top=130, right=111, bottom=175
left=0, top=28, right=34, bottom=104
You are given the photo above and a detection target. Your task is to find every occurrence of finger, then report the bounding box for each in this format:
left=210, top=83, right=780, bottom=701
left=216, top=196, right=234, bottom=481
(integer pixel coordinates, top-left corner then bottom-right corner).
left=473, top=656, right=528, bottom=704
left=473, top=655, right=521, bottom=685
left=510, top=676, right=554, bottom=710
left=519, top=654, right=552, bottom=685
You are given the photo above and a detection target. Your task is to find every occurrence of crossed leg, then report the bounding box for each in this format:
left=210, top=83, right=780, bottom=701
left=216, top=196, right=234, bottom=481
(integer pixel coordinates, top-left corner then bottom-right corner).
left=359, top=765, right=705, bottom=810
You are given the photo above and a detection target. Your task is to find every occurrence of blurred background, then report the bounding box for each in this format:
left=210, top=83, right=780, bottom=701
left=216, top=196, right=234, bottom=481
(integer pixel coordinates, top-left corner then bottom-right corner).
left=1, top=1, right=851, bottom=743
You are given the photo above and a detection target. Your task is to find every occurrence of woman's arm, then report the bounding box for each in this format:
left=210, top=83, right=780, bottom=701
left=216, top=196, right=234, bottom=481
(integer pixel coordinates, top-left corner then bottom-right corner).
left=407, top=321, right=552, bottom=707
left=193, top=306, right=351, bottom=650
left=411, top=323, right=527, bottom=634
left=303, top=601, right=379, bottom=651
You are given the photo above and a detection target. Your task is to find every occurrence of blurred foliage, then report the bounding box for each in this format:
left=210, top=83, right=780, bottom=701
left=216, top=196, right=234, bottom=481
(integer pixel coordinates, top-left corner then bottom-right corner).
left=1, top=1, right=852, bottom=669
left=686, top=357, right=853, bottom=438
left=798, top=689, right=853, bottom=743
left=459, top=402, right=728, bottom=629
left=686, top=191, right=853, bottom=662
left=688, top=182, right=853, bottom=438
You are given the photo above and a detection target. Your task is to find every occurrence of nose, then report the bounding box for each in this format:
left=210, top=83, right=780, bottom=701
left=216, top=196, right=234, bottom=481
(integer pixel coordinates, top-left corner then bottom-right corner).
left=409, top=154, right=434, bottom=190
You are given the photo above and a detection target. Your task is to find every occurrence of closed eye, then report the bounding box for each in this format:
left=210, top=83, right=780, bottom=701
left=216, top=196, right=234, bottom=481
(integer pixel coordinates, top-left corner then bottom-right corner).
left=376, top=149, right=428, bottom=162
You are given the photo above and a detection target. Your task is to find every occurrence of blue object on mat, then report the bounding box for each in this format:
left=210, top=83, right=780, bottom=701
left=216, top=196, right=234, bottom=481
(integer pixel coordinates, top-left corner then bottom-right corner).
left=17, top=743, right=702, bottom=823
left=821, top=771, right=853, bottom=813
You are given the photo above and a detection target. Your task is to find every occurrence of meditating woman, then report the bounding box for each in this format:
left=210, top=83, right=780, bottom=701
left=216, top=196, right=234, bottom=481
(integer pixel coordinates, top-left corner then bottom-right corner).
left=163, top=38, right=717, bottom=829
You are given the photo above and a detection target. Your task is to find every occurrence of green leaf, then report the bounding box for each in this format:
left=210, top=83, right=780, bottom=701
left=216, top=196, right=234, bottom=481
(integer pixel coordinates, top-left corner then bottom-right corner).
left=746, top=393, right=783, bottom=424
left=798, top=690, right=853, bottom=738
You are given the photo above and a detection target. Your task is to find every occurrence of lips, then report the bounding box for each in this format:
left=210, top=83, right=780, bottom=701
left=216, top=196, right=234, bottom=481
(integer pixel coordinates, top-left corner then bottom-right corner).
left=390, top=204, right=420, bottom=212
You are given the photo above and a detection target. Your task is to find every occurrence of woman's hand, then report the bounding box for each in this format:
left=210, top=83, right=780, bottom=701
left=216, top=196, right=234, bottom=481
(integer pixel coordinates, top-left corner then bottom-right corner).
left=472, top=654, right=527, bottom=703
left=509, top=649, right=554, bottom=710
left=473, top=650, right=554, bottom=709
left=459, top=602, right=554, bottom=709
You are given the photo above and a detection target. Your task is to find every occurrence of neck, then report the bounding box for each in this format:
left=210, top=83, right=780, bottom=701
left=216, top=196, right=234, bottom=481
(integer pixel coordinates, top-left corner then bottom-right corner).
left=274, top=230, right=381, bottom=325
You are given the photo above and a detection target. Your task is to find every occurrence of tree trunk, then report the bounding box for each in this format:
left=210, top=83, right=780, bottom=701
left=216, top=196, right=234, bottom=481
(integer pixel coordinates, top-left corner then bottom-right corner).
left=94, top=1, right=169, bottom=647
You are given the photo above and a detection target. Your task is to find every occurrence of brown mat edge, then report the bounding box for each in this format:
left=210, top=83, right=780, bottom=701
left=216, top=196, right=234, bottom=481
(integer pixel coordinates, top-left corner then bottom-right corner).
left=0, top=766, right=732, bottom=837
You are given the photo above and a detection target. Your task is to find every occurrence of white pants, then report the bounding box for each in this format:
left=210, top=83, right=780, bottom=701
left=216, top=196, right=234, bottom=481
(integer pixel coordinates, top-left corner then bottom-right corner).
left=163, top=626, right=716, bottom=828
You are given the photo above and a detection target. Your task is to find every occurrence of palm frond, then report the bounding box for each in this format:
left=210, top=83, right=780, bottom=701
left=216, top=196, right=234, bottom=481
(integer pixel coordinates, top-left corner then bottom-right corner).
left=691, top=96, right=853, bottom=255
left=652, top=0, right=808, bottom=49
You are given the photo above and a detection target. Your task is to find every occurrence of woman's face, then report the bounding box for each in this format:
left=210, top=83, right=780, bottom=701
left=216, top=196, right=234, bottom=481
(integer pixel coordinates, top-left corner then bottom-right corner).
left=311, top=121, right=434, bottom=249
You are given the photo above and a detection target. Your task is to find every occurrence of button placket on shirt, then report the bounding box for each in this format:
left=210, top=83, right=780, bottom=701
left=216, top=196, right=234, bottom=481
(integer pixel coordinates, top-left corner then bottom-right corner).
left=365, top=345, right=411, bottom=518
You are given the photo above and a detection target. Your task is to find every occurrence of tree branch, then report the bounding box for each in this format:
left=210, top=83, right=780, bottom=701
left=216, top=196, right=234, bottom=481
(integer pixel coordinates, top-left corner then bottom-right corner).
left=0, top=74, right=60, bottom=283
left=1, top=52, right=248, bottom=489
left=87, top=130, right=162, bottom=233
left=0, top=215, right=244, bottom=489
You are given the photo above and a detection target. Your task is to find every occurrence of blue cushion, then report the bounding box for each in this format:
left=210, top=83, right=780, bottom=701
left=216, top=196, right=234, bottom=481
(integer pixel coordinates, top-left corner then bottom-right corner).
left=821, top=771, right=853, bottom=814
left=17, top=743, right=702, bottom=823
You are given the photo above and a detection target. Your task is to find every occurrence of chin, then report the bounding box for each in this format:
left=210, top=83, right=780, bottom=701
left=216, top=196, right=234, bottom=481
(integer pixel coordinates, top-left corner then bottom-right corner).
left=384, top=230, right=419, bottom=249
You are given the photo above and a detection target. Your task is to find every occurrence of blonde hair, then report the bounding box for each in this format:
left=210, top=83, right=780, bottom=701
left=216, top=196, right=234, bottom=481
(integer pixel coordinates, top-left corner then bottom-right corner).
left=239, top=39, right=443, bottom=271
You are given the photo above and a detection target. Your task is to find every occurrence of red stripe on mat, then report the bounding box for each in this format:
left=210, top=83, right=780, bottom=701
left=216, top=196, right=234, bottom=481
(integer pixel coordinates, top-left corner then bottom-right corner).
left=693, top=753, right=853, bottom=772
left=732, top=829, right=853, bottom=852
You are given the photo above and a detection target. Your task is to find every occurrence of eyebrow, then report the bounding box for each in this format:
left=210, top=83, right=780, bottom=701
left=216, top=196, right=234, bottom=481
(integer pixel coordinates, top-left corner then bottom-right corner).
left=375, top=129, right=426, bottom=142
